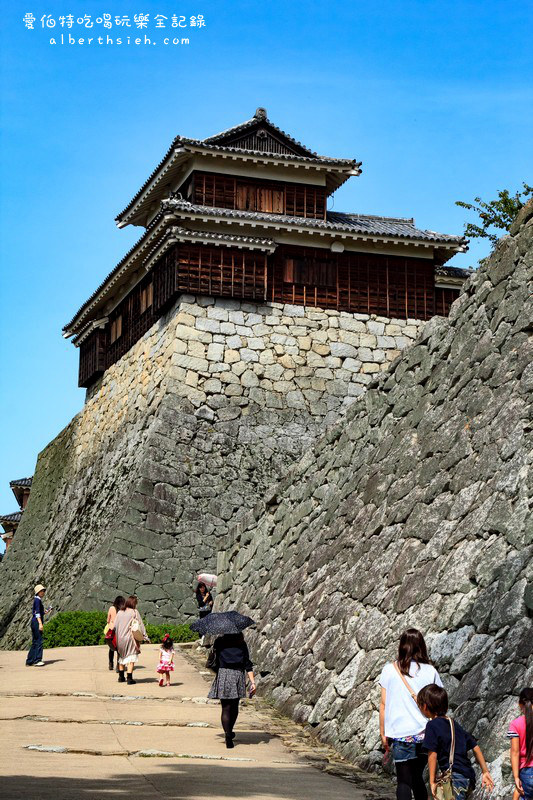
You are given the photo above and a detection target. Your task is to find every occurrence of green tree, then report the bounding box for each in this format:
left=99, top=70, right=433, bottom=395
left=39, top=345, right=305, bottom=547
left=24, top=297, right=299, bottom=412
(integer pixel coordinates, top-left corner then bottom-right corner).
left=456, top=183, right=532, bottom=245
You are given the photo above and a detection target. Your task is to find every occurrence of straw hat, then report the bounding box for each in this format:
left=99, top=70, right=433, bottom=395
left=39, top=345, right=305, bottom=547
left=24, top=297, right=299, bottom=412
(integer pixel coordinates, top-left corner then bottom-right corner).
left=34, top=584, right=46, bottom=594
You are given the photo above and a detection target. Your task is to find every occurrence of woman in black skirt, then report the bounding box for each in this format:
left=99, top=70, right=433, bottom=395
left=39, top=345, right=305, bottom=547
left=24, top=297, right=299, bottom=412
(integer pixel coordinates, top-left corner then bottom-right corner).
left=208, top=632, right=256, bottom=748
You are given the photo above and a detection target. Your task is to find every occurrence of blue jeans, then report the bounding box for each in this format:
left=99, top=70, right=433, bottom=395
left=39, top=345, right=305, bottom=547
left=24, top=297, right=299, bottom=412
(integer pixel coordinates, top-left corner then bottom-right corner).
left=452, top=772, right=473, bottom=800
left=391, top=740, right=421, bottom=762
left=26, top=618, right=43, bottom=665
left=520, top=767, right=533, bottom=800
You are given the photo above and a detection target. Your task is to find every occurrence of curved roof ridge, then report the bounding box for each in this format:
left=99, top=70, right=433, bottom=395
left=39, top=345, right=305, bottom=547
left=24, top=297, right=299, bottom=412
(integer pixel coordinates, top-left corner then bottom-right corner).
left=332, top=211, right=415, bottom=224
left=202, top=108, right=319, bottom=158
left=202, top=116, right=257, bottom=143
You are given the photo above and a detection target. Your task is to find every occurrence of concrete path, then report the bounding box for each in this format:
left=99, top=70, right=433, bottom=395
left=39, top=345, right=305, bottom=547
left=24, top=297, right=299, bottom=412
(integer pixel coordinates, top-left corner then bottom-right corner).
left=0, top=644, right=388, bottom=799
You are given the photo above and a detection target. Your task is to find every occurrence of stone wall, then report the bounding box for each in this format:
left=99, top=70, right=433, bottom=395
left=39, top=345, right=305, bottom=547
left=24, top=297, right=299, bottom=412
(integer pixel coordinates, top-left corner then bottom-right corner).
left=0, top=292, right=423, bottom=647
left=217, top=202, right=533, bottom=795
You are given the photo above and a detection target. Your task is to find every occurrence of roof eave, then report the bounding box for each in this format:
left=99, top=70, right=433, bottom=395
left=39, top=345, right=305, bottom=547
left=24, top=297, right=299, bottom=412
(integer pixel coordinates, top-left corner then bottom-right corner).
left=63, top=213, right=176, bottom=336
left=169, top=203, right=467, bottom=253
left=116, top=143, right=361, bottom=228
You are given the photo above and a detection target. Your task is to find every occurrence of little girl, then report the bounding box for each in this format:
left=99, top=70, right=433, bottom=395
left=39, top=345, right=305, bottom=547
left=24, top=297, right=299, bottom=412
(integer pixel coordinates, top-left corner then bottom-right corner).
left=157, top=634, right=175, bottom=686
left=508, top=687, right=533, bottom=800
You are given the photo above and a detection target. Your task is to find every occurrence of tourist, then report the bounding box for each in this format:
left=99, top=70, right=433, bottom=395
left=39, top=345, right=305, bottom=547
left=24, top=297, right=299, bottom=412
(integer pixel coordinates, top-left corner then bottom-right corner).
left=114, top=595, right=149, bottom=685
left=418, top=683, right=494, bottom=799
left=156, top=634, right=175, bottom=686
left=196, top=582, right=214, bottom=618
left=379, top=628, right=443, bottom=800
left=207, top=632, right=256, bottom=748
left=508, top=687, right=533, bottom=800
left=26, top=584, right=49, bottom=667
left=105, top=595, right=125, bottom=671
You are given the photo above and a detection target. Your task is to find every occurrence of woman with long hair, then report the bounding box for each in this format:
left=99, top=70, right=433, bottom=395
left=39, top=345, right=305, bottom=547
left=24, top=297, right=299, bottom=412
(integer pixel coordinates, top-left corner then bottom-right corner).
left=114, top=595, right=149, bottom=685
left=106, top=595, right=125, bottom=671
left=379, top=629, right=443, bottom=800
left=508, top=687, right=533, bottom=800
left=195, top=582, right=214, bottom=618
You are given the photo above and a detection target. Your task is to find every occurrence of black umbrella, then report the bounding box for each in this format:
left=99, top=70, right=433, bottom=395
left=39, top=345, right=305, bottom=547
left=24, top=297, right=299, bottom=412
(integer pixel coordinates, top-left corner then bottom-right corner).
left=190, top=610, right=255, bottom=636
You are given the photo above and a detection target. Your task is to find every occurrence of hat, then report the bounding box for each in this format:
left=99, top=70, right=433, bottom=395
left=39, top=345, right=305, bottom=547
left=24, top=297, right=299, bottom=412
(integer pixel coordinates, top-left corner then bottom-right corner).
left=34, top=584, right=46, bottom=594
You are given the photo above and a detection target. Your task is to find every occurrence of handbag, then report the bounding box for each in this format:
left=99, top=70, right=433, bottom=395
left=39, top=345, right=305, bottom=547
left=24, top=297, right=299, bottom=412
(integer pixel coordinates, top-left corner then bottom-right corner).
left=130, top=612, right=144, bottom=643
left=206, top=646, right=218, bottom=673
left=434, top=718, right=456, bottom=800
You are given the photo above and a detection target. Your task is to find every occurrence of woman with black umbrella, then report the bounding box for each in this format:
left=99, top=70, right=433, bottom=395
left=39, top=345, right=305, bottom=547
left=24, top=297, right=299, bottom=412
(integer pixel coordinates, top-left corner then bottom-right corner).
left=208, top=632, right=256, bottom=748
left=190, top=611, right=257, bottom=749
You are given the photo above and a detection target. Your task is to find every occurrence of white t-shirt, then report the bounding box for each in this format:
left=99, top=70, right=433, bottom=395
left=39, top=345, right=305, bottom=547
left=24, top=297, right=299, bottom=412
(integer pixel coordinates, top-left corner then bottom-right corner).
left=379, top=661, right=443, bottom=739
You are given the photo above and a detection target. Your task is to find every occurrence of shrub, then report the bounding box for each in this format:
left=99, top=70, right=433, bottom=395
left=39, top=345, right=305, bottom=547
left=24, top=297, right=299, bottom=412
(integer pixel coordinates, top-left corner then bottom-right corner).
left=43, top=611, right=107, bottom=648
left=42, top=610, right=198, bottom=648
left=144, top=623, right=198, bottom=644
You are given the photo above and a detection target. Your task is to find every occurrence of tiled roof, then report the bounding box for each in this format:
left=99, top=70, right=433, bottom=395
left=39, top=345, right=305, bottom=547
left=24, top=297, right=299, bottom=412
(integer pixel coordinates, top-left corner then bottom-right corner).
left=181, top=139, right=356, bottom=165
left=167, top=199, right=466, bottom=245
left=63, top=220, right=277, bottom=334
left=115, top=110, right=360, bottom=224
left=142, top=227, right=277, bottom=265
left=435, top=264, right=473, bottom=280
left=202, top=108, right=319, bottom=157
left=65, top=201, right=466, bottom=335
left=0, top=511, right=23, bottom=524
left=9, top=477, right=33, bottom=488
left=115, top=140, right=358, bottom=224
left=63, top=213, right=173, bottom=333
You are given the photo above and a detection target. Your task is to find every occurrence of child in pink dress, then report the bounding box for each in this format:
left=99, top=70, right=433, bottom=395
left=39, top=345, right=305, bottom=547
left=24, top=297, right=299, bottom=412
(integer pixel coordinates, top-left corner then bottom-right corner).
left=157, top=635, right=175, bottom=686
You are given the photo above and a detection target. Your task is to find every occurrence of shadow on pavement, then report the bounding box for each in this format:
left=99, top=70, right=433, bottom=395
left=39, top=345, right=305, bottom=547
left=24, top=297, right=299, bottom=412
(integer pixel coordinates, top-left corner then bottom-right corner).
left=0, top=762, right=359, bottom=799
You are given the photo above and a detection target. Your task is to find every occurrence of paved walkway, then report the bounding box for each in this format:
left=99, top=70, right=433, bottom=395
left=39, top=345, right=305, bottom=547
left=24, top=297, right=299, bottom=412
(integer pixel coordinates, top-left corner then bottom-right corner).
left=0, top=644, right=390, bottom=799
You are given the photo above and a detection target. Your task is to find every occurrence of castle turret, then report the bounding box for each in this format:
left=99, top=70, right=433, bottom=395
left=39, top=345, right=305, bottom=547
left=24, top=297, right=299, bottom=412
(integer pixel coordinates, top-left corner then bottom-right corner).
left=62, top=109, right=469, bottom=389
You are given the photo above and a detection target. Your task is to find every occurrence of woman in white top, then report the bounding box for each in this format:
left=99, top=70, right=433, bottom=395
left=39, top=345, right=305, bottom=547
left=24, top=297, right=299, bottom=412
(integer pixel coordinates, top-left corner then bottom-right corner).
left=379, top=629, right=443, bottom=800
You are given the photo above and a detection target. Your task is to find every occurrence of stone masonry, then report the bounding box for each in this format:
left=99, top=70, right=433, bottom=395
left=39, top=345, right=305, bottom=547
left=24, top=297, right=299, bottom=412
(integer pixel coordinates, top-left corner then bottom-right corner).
left=0, top=293, right=423, bottom=647
left=217, top=202, right=533, bottom=796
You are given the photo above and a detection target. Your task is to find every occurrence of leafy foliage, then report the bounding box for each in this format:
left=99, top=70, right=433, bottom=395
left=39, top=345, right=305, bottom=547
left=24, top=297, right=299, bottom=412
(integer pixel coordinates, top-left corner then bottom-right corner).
left=42, top=610, right=198, bottom=648
left=144, top=622, right=198, bottom=644
left=43, top=611, right=107, bottom=647
left=456, top=183, right=532, bottom=245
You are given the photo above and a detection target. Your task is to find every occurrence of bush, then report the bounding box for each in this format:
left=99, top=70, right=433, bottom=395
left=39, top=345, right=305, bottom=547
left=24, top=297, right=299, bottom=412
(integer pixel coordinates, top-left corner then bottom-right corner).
left=43, top=611, right=107, bottom=648
left=42, top=610, right=198, bottom=648
left=145, top=623, right=198, bottom=644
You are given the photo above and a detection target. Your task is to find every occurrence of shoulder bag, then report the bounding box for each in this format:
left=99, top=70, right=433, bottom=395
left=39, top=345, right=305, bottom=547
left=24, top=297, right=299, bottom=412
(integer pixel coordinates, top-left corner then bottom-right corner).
left=130, top=611, right=144, bottom=643
left=434, top=717, right=456, bottom=800
left=393, top=661, right=419, bottom=703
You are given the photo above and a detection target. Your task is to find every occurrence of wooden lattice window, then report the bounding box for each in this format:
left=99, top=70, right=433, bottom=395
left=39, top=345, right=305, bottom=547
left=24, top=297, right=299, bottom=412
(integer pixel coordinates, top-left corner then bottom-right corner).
left=283, top=256, right=336, bottom=288
left=140, top=282, right=153, bottom=314
left=110, top=315, right=122, bottom=343
left=191, top=171, right=326, bottom=219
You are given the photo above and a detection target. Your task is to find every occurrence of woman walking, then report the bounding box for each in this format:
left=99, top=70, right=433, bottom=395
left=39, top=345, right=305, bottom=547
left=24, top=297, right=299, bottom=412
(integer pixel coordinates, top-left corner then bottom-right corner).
left=114, top=595, right=149, bottom=685
left=208, top=632, right=256, bottom=748
left=26, top=584, right=48, bottom=667
left=105, top=595, right=125, bottom=671
left=379, top=628, right=443, bottom=800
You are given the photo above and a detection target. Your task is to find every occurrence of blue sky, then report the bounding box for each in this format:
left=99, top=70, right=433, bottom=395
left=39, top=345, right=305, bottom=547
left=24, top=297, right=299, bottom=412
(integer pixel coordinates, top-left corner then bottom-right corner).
left=0, top=0, right=531, bottom=547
